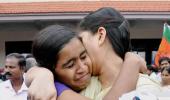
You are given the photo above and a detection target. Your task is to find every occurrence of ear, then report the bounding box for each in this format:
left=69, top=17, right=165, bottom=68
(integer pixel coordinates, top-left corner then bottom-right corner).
left=96, top=27, right=107, bottom=46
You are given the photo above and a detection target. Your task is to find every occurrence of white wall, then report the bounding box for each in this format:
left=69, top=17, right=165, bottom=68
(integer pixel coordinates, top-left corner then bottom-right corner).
left=130, top=20, right=163, bottom=39
left=0, top=23, right=39, bottom=67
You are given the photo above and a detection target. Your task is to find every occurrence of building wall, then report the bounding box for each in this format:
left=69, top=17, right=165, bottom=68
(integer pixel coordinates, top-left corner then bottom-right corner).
left=0, top=23, right=39, bottom=67
left=0, top=20, right=163, bottom=67
left=130, top=20, right=163, bottom=39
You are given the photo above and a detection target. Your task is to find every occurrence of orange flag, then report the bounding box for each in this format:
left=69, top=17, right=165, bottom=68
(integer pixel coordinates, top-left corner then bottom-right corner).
left=155, top=23, right=170, bottom=67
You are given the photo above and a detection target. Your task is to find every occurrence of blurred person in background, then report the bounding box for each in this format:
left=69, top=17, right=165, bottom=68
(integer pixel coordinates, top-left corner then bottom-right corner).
left=145, top=65, right=160, bottom=83
left=0, top=67, right=5, bottom=82
left=156, top=56, right=170, bottom=82
left=161, top=66, right=170, bottom=86
left=159, top=57, right=170, bottom=70
left=155, top=66, right=170, bottom=97
left=22, top=53, right=37, bottom=72
left=0, top=53, right=27, bottom=100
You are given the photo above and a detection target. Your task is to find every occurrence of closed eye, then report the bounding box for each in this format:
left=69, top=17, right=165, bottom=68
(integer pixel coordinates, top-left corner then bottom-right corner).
left=62, top=58, right=75, bottom=69
left=80, top=50, right=87, bottom=60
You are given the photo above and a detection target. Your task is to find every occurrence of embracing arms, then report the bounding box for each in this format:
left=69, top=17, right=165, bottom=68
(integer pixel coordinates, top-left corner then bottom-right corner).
left=103, top=52, right=147, bottom=100
left=25, top=67, right=57, bottom=100
left=25, top=52, right=147, bottom=100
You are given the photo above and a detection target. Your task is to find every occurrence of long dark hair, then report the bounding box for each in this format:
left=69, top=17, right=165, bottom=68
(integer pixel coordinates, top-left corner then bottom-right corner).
left=32, top=25, right=76, bottom=73
left=78, top=7, right=131, bottom=59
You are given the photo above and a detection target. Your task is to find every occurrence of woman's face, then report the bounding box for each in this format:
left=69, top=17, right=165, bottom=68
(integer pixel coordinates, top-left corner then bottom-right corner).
left=55, top=38, right=92, bottom=91
left=161, top=69, right=170, bottom=85
left=79, top=31, right=98, bottom=57
left=79, top=30, right=105, bottom=75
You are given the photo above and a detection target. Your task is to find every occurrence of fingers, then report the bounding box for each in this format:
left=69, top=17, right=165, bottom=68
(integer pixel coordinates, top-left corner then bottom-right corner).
left=27, top=91, right=34, bottom=100
left=27, top=90, right=57, bottom=100
left=27, top=95, right=30, bottom=100
left=50, top=95, right=57, bottom=100
left=26, top=67, right=56, bottom=100
left=27, top=89, right=41, bottom=100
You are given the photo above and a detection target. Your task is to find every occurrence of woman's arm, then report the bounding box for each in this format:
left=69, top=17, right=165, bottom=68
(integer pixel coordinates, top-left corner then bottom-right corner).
left=58, top=90, right=90, bottom=100
left=25, top=67, right=57, bottom=100
left=25, top=52, right=147, bottom=100
left=103, top=52, right=147, bottom=100
left=59, top=52, right=147, bottom=100
left=25, top=67, right=91, bottom=100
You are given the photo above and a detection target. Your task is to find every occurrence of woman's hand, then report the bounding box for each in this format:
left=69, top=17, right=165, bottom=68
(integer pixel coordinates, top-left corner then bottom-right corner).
left=26, top=67, right=57, bottom=100
left=103, top=52, right=147, bottom=100
left=124, top=52, right=147, bottom=73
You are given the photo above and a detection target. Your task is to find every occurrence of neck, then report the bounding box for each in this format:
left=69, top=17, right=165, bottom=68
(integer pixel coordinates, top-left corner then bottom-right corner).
left=162, top=81, right=170, bottom=86
left=10, top=76, right=24, bottom=92
left=98, top=48, right=123, bottom=89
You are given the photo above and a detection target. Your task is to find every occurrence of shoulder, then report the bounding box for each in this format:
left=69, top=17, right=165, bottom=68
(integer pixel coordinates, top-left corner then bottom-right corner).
left=0, top=80, right=11, bottom=93
left=136, top=74, right=161, bottom=95
left=137, top=74, right=161, bottom=85
left=0, top=80, right=10, bottom=87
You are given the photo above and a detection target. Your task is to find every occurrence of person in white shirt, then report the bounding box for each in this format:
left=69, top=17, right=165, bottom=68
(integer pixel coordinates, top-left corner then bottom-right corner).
left=0, top=53, right=27, bottom=100
left=120, top=66, right=170, bottom=100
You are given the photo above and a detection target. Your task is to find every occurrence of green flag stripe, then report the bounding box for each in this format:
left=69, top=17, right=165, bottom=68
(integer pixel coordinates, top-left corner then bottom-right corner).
left=163, top=23, right=170, bottom=43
